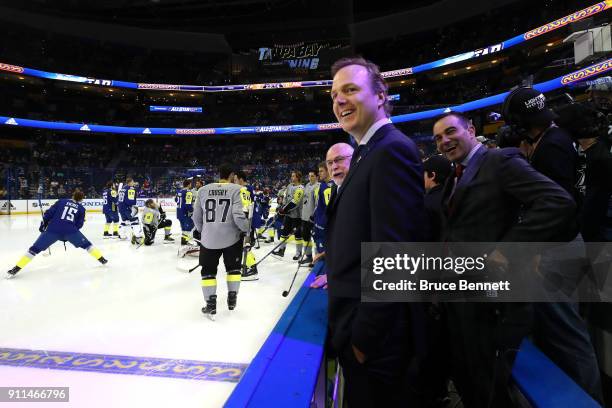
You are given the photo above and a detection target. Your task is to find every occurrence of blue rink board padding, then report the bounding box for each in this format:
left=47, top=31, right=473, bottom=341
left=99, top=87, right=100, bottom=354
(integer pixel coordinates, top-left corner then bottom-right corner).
left=512, top=339, right=601, bottom=408
left=225, top=261, right=328, bottom=408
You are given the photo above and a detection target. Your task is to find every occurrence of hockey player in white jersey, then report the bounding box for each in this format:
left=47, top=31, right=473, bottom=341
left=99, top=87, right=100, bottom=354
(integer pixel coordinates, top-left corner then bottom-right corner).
left=141, top=199, right=175, bottom=246
left=299, top=171, right=319, bottom=266
left=272, top=171, right=304, bottom=260
left=192, top=164, right=249, bottom=320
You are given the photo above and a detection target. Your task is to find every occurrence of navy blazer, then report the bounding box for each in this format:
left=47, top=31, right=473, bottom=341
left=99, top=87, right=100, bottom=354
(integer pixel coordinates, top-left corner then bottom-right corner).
left=326, top=123, right=425, bottom=355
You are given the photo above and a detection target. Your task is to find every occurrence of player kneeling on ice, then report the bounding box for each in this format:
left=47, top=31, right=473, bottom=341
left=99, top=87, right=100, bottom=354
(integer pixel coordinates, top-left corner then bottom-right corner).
left=7, top=189, right=107, bottom=279
left=142, top=199, right=175, bottom=246
left=192, top=164, right=250, bottom=320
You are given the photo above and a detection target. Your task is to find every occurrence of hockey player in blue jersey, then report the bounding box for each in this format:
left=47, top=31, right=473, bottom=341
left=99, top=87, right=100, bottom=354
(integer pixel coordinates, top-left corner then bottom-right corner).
left=175, top=179, right=195, bottom=246
left=102, top=181, right=120, bottom=238
left=312, top=162, right=333, bottom=267
left=118, top=176, right=143, bottom=245
left=7, top=189, right=107, bottom=278
left=254, top=187, right=271, bottom=238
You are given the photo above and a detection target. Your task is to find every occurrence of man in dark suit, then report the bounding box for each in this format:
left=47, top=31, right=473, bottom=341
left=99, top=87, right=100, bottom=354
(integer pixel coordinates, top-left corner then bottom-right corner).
left=326, top=57, right=425, bottom=406
left=423, top=155, right=451, bottom=242
left=433, top=111, right=577, bottom=407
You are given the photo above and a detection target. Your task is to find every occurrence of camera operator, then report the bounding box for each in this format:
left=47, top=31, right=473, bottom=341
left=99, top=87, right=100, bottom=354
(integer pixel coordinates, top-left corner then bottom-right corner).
left=500, top=87, right=579, bottom=203
left=499, top=87, right=603, bottom=402
left=556, top=101, right=612, bottom=243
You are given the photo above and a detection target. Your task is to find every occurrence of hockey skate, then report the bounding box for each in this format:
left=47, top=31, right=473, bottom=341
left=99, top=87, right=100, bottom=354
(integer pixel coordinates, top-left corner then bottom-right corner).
left=131, top=235, right=144, bottom=248
left=6, top=266, right=20, bottom=279
left=271, top=247, right=285, bottom=258
left=98, top=257, right=108, bottom=265
left=164, top=235, right=175, bottom=244
left=241, top=266, right=259, bottom=281
left=112, top=231, right=119, bottom=239
left=103, top=232, right=111, bottom=239
left=201, top=295, right=217, bottom=321
left=299, top=255, right=313, bottom=267
left=292, top=253, right=303, bottom=261
left=227, top=291, right=237, bottom=310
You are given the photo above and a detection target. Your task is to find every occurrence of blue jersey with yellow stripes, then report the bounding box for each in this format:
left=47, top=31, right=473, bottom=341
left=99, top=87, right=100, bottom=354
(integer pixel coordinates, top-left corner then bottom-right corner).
left=43, top=198, right=86, bottom=234
left=117, top=185, right=137, bottom=211
left=102, top=188, right=118, bottom=214
left=175, top=188, right=194, bottom=215
left=313, top=180, right=333, bottom=228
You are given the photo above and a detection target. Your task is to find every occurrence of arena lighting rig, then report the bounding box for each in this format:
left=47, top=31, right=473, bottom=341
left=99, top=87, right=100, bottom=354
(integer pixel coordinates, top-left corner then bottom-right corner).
left=0, top=1, right=609, bottom=92
left=0, top=58, right=610, bottom=135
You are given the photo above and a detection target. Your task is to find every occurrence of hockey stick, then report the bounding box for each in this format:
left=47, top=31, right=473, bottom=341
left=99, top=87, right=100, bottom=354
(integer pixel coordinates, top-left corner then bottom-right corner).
left=241, top=203, right=255, bottom=276
left=282, top=252, right=307, bottom=297
left=257, top=213, right=279, bottom=240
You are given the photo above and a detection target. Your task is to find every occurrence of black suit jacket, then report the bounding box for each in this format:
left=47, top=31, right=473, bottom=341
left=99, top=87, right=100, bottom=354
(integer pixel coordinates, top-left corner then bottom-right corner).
left=442, top=146, right=576, bottom=242
left=441, top=146, right=576, bottom=407
left=530, top=126, right=578, bottom=200
left=424, top=184, right=444, bottom=242
left=326, top=123, right=425, bottom=356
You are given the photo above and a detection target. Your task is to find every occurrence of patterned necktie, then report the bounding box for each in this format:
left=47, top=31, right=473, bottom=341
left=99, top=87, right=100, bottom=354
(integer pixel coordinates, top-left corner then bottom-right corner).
left=455, top=163, right=464, bottom=181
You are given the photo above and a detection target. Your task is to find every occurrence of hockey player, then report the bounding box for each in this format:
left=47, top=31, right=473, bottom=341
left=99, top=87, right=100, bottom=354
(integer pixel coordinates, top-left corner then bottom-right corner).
left=7, top=189, right=107, bottom=278
left=254, top=187, right=271, bottom=238
left=272, top=171, right=305, bottom=260
left=118, top=177, right=143, bottom=245
left=175, top=179, right=195, bottom=246
left=142, top=199, right=175, bottom=245
left=235, top=171, right=258, bottom=281
left=192, top=164, right=250, bottom=320
left=192, top=177, right=203, bottom=205
left=270, top=186, right=287, bottom=243
left=312, top=162, right=333, bottom=266
left=299, top=171, right=319, bottom=266
left=102, top=181, right=120, bottom=238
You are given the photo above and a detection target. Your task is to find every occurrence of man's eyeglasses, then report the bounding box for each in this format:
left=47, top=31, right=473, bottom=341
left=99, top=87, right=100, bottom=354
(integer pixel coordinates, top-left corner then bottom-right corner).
left=326, top=155, right=352, bottom=166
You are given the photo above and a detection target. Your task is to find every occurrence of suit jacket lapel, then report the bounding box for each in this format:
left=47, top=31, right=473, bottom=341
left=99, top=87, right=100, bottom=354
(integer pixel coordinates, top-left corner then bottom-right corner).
left=330, top=124, right=391, bottom=212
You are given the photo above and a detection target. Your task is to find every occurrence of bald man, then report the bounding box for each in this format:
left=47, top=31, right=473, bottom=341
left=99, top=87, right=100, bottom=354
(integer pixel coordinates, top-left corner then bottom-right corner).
left=326, top=143, right=354, bottom=188
left=311, top=143, right=355, bottom=288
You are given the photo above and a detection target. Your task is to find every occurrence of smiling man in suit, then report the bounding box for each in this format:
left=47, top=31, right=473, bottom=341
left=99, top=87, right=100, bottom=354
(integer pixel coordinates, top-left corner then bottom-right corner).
left=326, top=57, right=426, bottom=407
left=433, top=111, right=577, bottom=407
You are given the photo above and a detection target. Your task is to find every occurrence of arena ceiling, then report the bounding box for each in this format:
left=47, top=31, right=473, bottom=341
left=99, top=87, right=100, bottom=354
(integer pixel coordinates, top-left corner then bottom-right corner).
left=0, top=0, right=434, bottom=33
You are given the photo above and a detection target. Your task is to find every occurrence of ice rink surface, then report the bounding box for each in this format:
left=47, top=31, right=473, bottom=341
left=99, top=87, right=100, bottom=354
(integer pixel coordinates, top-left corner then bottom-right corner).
left=0, top=212, right=311, bottom=408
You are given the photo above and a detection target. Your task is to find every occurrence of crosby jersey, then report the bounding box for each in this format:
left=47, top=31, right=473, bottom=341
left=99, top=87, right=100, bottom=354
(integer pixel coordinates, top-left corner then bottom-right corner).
left=118, top=185, right=137, bottom=209
left=43, top=199, right=86, bottom=234
left=301, top=181, right=319, bottom=221
left=192, top=182, right=249, bottom=249
left=284, top=183, right=304, bottom=219
left=175, top=189, right=194, bottom=214
left=102, top=188, right=118, bottom=213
